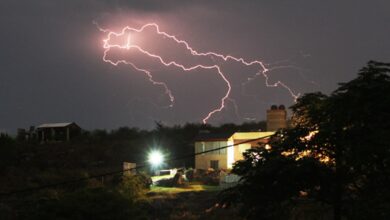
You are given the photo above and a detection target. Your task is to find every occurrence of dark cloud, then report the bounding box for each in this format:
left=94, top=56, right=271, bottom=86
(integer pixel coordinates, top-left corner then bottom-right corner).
left=0, top=0, right=389, bottom=133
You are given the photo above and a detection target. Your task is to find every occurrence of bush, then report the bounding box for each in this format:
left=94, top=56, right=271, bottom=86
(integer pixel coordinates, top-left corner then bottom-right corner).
left=136, top=172, right=153, bottom=189
left=118, top=173, right=151, bottom=201
left=26, top=187, right=147, bottom=220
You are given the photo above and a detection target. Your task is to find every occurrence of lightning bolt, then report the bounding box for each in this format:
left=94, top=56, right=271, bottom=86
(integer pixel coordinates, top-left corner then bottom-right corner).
left=96, top=22, right=300, bottom=124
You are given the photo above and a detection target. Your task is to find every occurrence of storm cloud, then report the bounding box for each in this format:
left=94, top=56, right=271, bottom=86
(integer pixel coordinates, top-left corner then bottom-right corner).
left=0, top=0, right=389, bottom=133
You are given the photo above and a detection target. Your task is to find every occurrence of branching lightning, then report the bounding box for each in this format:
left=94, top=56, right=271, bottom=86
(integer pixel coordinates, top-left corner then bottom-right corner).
left=96, top=22, right=300, bottom=124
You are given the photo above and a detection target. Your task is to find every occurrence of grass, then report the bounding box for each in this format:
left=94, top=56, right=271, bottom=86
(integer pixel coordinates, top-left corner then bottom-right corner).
left=149, top=183, right=220, bottom=194
left=149, top=174, right=220, bottom=195
left=145, top=183, right=238, bottom=219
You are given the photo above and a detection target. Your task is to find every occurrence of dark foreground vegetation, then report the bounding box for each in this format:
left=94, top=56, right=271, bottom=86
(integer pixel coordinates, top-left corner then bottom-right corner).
left=0, top=118, right=264, bottom=219
left=0, top=61, right=389, bottom=219
left=222, top=61, right=390, bottom=219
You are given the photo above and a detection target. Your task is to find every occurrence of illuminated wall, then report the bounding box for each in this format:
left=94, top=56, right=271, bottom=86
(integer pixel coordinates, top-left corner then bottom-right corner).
left=194, top=131, right=275, bottom=170
left=195, top=141, right=228, bottom=170
left=227, top=139, right=234, bottom=169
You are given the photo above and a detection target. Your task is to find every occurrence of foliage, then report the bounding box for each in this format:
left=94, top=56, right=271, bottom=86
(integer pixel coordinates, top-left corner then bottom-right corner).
left=0, top=113, right=266, bottom=218
left=0, top=133, right=17, bottom=172
left=0, top=133, right=14, bottom=145
left=2, top=174, right=151, bottom=220
left=27, top=187, right=147, bottom=220
left=118, top=173, right=152, bottom=201
left=223, top=61, right=390, bottom=219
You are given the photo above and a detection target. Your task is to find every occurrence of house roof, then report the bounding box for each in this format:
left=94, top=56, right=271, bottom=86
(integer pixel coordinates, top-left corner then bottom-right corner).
left=231, top=131, right=275, bottom=140
left=36, top=122, right=77, bottom=129
left=195, top=131, right=275, bottom=142
left=194, top=131, right=235, bottom=141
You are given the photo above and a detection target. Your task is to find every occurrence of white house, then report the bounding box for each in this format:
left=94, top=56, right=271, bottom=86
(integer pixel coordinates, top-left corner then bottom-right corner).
left=194, top=131, right=274, bottom=170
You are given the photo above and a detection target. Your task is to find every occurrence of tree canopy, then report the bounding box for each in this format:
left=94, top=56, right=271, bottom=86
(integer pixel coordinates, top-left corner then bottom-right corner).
left=224, top=61, right=390, bottom=220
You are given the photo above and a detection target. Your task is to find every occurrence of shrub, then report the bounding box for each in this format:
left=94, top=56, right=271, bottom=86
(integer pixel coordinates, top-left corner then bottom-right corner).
left=26, top=187, right=147, bottom=220
left=118, top=173, right=151, bottom=201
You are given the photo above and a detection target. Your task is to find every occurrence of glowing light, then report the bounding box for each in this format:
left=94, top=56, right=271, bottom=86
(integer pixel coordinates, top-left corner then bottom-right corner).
left=96, top=22, right=300, bottom=123
left=300, top=130, right=319, bottom=141
left=147, top=150, right=164, bottom=167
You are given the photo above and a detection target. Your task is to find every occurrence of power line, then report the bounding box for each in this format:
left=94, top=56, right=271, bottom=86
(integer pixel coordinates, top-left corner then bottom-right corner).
left=0, top=134, right=273, bottom=197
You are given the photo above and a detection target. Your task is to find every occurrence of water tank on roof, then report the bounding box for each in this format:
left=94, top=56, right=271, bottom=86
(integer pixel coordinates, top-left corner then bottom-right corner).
left=266, top=104, right=287, bottom=131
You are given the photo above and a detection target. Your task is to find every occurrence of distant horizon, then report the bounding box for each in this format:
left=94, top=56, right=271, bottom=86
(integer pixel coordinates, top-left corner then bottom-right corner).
left=4, top=119, right=272, bottom=136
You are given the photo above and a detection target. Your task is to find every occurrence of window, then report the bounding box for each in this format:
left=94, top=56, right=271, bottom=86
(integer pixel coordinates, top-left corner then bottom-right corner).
left=195, top=142, right=206, bottom=154
left=210, top=160, right=219, bottom=170
left=207, top=141, right=227, bottom=155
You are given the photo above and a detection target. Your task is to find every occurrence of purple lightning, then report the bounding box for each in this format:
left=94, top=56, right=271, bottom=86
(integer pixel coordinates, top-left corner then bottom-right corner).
left=96, top=22, right=300, bottom=124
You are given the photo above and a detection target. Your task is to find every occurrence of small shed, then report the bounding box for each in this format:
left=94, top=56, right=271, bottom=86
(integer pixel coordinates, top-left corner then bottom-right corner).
left=36, top=122, right=81, bottom=142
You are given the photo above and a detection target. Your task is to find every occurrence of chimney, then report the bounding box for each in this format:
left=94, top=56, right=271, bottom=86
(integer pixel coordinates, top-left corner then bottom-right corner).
left=266, top=105, right=287, bottom=131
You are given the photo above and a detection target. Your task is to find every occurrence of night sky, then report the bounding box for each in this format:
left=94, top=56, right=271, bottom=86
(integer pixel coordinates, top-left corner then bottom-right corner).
left=1, top=0, right=389, bottom=133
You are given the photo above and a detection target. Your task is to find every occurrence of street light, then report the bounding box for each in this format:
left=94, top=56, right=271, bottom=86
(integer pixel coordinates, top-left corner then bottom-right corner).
left=147, top=150, right=164, bottom=167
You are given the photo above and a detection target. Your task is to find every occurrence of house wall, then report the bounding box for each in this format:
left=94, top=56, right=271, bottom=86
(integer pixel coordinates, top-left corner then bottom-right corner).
left=234, top=143, right=251, bottom=162
left=232, top=138, right=272, bottom=162
left=195, top=141, right=228, bottom=170
left=231, top=132, right=274, bottom=162
left=195, top=141, right=249, bottom=170
left=195, top=154, right=228, bottom=170
left=194, top=132, right=275, bottom=170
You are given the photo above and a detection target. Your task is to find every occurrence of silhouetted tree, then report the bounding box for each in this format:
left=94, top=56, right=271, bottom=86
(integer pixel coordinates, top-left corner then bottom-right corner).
left=223, top=61, right=390, bottom=220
